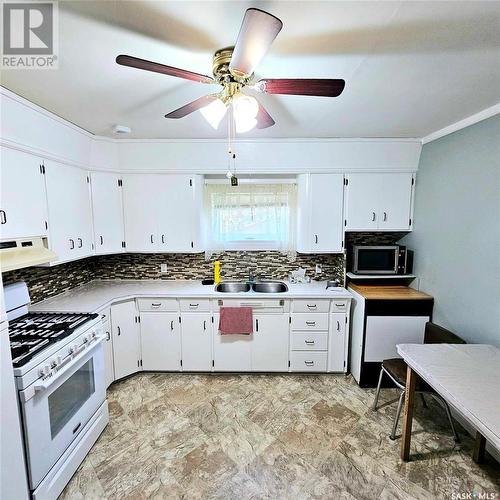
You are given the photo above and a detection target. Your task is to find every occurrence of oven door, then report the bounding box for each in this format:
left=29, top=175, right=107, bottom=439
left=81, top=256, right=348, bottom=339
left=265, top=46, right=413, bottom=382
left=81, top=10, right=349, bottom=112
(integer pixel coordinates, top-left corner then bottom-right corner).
left=20, top=339, right=106, bottom=489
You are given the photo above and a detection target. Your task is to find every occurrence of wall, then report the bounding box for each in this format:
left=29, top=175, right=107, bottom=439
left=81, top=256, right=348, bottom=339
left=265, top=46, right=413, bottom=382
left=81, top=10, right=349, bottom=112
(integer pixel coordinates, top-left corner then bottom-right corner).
left=3, top=251, right=344, bottom=304
left=401, top=115, right=500, bottom=346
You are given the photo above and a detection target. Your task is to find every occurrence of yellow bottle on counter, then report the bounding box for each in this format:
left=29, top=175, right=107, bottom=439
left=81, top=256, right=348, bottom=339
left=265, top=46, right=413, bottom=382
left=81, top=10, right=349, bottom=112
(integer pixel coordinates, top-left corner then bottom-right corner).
left=214, top=260, right=221, bottom=284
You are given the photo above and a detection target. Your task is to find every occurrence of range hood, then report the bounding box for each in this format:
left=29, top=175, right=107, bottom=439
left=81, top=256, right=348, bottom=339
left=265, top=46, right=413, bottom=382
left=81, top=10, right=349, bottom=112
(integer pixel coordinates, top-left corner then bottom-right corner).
left=0, top=237, right=58, bottom=272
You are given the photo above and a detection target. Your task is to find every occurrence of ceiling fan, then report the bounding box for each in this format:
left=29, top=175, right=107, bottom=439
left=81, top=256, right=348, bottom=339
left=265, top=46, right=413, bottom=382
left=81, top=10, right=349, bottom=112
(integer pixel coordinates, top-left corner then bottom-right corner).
left=116, top=8, right=345, bottom=133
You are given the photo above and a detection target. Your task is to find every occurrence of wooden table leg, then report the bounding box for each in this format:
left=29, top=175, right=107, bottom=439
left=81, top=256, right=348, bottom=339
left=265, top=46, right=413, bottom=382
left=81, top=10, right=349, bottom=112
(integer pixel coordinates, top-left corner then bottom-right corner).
left=472, top=431, right=486, bottom=463
left=401, top=365, right=418, bottom=461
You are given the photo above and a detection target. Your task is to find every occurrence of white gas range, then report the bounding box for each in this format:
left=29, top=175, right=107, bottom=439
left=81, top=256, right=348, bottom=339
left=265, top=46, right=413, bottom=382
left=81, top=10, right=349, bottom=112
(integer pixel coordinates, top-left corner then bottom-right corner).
left=5, top=282, right=109, bottom=500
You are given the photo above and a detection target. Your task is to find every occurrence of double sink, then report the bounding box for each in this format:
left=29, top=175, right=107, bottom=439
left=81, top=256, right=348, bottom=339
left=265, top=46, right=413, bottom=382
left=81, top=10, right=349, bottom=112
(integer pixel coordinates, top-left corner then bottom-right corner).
left=215, top=281, right=288, bottom=293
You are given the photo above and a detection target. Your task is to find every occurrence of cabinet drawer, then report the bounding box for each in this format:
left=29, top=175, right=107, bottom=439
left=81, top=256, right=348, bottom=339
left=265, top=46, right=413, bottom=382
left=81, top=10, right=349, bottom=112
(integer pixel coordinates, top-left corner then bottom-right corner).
left=290, top=351, right=327, bottom=372
left=291, top=333, right=328, bottom=351
left=331, top=300, right=348, bottom=312
left=180, top=299, right=210, bottom=312
left=137, top=298, right=178, bottom=312
left=291, top=313, right=329, bottom=331
left=292, top=299, right=330, bottom=313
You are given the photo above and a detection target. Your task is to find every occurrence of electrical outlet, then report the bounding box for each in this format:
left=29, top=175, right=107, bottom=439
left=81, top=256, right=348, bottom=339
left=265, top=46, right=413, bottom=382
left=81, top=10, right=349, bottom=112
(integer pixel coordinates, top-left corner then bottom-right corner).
left=160, top=264, right=168, bottom=274
left=315, top=264, right=322, bottom=275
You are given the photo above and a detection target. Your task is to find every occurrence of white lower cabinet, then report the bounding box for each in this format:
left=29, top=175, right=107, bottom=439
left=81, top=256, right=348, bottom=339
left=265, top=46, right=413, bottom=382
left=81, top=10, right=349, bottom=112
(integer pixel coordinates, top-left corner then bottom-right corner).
left=212, top=313, right=252, bottom=371
left=328, top=313, right=347, bottom=372
left=251, top=314, right=289, bottom=372
left=111, top=300, right=141, bottom=380
left=140, top=312, right=181, bottom=371
left=181, top=313, right=212, bottom=371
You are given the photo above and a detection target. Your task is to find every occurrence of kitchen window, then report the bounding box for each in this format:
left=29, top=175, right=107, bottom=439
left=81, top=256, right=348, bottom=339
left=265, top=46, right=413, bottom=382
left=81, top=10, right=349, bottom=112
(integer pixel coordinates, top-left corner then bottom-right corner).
left=205, top=182, right=297, bottom=256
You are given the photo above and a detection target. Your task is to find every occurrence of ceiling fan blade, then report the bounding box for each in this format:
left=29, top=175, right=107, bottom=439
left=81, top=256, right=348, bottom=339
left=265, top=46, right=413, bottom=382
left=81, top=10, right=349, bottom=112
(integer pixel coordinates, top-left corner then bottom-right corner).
left=165, top=95, right=219, bottom=119
left=255, top=100, right=275, bottom=129
left=255, top=78, right=346, bottom=97
left=229, top=8, right=283, bottom=78
left=116, top=55, right=215, bottom=84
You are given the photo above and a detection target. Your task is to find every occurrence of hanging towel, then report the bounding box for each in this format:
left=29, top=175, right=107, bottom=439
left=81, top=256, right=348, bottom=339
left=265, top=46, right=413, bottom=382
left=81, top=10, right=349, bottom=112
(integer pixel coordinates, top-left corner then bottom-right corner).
left=219, top=307, right=253, bottom=335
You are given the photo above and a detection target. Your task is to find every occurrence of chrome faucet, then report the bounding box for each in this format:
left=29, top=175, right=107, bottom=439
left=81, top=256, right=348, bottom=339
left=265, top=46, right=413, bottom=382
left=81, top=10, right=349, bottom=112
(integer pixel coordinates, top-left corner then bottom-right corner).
left=248, top=269, right=256, bottom=283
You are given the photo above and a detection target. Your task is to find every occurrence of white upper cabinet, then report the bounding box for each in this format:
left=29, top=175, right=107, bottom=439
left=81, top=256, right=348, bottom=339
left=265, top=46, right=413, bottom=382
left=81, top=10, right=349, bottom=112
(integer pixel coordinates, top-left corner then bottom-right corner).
left=90, top=172, right=124, bottom=255
left=344, top=173, right=414, bottom=231
left=0, top=147, right=48, bottom=240
left=297, top=173, right=344, bottom=253
left=44, top=161, right=93, bottom=263
left=122, top=174, right=203, bottom=253
left=122, top=174, right=158, bottom=252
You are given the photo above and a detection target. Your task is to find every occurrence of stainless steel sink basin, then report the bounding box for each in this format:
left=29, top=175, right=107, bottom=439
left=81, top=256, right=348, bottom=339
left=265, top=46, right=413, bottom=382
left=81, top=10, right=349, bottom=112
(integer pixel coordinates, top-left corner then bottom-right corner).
left=252, top=282, right=288, bottom=293
left=215, top=282, right=251, bottom=293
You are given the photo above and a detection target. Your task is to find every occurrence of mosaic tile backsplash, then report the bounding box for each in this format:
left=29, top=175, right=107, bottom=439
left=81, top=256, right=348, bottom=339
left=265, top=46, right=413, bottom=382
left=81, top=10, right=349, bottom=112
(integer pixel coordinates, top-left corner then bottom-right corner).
left=2, top=233, right=408, bottom=304
left=2, top=251, right=344, bottom=304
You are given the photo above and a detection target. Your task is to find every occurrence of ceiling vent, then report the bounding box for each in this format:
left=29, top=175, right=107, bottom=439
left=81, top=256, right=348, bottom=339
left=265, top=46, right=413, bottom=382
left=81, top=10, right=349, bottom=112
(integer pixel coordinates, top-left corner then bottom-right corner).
left=112, top=124, right=131, bottom=135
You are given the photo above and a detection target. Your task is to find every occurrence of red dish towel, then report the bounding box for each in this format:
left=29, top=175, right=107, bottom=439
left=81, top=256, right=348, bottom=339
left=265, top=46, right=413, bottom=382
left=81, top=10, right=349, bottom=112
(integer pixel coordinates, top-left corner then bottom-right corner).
left=219, top=307, right=253, bottom=335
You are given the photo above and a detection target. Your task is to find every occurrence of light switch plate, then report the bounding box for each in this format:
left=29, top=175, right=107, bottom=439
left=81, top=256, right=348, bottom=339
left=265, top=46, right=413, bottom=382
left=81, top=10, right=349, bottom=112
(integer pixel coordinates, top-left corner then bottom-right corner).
left=315, top=264, right=322, bottom=275
left=160, top=264, right=168, bottom=273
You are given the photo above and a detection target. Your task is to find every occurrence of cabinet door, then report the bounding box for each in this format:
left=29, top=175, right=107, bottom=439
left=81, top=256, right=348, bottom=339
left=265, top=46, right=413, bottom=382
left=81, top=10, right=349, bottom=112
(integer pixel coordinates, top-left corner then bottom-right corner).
left=122, top=174, right=158, bottom=252
left=310, top=174, right=344, bottom=252
left=140, top=312, right=181, bottom=371
left=45, top=161, right=93, bottom=262
left=212, top=313, right=252, bottom=371
left=102, top=321, right=115, bottom=388
left=251, top=314, right=289, bottom=371
left=0, top=147, right=47, bottom=239
left=364, top=315, right=428, bottom=362
left=344, top=174, right=381, bottom=231
left=91, top=172, right=124, bottom=254
left=328, top=313, right=346, bottom=372
left=378, top=173, right=414, bottom=230
left=181, top=313, right=212, bottom=371
left=157, top=175, right=194, bottom=252
left=111, top=300, right=140, bottom=379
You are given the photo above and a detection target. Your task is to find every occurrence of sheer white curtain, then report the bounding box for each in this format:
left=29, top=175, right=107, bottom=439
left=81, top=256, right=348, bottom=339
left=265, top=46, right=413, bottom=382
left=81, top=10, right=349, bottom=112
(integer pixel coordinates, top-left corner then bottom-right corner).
left=204, top=183, right=297, bottom=259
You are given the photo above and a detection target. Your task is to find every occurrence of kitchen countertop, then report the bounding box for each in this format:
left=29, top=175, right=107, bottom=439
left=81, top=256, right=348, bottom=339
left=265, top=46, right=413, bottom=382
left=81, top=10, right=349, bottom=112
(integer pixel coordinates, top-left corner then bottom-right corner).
left=348, top=284, right=433, bottom=300
left=30, top=279, right=352, bottom=313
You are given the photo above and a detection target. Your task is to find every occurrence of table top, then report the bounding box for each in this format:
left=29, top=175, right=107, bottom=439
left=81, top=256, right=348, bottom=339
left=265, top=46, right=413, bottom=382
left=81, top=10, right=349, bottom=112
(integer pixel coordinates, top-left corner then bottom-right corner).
left=349, top=284, right=433, bottom=300
left=397, top=343, right=500, bottom=450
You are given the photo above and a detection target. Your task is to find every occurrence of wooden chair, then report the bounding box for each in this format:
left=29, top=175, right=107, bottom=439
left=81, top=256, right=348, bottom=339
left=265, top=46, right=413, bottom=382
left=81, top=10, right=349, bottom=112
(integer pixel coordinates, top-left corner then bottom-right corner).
left=372, top=322, right=465, bottom=441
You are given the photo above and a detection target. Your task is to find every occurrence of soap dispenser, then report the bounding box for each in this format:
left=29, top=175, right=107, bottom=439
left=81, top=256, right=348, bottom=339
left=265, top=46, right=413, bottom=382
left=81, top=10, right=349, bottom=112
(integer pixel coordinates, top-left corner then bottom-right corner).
left=214, top=260, right=221, bottom=284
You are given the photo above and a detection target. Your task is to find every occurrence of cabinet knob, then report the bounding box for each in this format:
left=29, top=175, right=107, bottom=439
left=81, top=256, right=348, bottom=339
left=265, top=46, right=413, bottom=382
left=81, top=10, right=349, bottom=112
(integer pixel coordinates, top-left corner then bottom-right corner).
left=0, top=210, right=6, bottom=224
left=314, top=234, right=318, bottom=244
left=372, top=212, right=376, bottom=221
left=306, top=321, right=316, bottom=326
left=117, top=326, right=121, bottom=336
left=100, top=235, right=104, bottom=245
left=304, top=360, right=314, bottom=366
left=77, top=237, right=83, bottom=248
left=383, top=212, right=387, bottom=221
left=161, top=234, right=165, bottom=244
left=69, top=238, right=75, bottom=249
left=150, top=234, right=154, bottom=244
left=170, top=320, right=174, bottom=331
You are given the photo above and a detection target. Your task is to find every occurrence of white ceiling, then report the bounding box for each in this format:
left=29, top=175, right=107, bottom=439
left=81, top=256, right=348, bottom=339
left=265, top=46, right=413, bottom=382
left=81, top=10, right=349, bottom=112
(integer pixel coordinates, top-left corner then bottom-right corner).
left=2, top=1, right=499, bottom=139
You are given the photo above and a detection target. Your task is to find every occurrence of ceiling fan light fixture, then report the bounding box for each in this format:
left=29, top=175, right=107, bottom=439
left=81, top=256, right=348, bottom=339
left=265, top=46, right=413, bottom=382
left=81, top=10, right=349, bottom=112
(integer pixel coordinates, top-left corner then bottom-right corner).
left=200, top=98, right=227, bottom=129
left=233, top=93, right=259, bottom=133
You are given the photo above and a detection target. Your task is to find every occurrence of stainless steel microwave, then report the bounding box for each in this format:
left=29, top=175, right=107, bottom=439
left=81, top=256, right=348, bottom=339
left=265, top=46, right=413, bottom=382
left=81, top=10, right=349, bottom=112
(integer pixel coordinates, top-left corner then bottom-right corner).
left=352, top=245, right=413, bottom=275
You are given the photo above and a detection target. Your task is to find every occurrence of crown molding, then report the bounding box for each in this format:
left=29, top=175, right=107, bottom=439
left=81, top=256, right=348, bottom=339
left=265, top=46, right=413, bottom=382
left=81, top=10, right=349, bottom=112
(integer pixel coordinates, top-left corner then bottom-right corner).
left=422, top=103, right=500, bottom=145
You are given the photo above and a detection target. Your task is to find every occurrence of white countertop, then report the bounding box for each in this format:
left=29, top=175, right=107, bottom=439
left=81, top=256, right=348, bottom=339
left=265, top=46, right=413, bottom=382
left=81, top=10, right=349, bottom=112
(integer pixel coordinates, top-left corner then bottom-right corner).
left=30, top=279, right=352, bottom=313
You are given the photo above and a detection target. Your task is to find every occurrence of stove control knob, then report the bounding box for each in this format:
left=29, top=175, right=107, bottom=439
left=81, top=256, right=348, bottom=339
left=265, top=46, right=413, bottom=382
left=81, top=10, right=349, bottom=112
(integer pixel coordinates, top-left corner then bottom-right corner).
left=73, top=343, right=79, bottom=353
left=40, top=364, right=50, bottom=376
left=82, top=335, right=89, bottom=344
left=56, top=356, right=63, bottom=366
left=51, top=359, right=57, bottom=368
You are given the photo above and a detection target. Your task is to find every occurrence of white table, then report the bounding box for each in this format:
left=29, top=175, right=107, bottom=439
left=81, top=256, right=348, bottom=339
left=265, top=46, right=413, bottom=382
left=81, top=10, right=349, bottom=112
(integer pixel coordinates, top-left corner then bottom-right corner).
left=396, top=343, right=500, bottom=462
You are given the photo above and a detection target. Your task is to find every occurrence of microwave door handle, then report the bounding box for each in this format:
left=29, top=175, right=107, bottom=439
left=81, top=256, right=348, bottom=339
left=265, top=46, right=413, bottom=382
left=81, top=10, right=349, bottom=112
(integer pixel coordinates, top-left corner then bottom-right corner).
left=33, top=335, right=105, bottom=393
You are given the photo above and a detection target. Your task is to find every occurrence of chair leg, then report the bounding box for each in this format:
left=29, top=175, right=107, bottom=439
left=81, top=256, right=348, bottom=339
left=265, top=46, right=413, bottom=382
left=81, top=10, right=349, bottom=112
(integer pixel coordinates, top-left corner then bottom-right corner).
left=443, top=400, right=460, bottom=443
left=390, top=390, right=405, bottom=440
left=372, top=367, right=384, bottom=411
left=420, top=393, right=428, bottom=409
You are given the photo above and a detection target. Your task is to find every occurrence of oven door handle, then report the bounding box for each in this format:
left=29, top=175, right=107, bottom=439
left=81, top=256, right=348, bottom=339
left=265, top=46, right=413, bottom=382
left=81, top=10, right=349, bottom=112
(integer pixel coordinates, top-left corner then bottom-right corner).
left=33, top=335, right=105, bottom=393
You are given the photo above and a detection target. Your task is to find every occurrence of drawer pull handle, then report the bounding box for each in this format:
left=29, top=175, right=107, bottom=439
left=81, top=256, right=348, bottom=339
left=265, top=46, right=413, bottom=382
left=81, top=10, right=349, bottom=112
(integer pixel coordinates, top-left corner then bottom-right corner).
left=151, top=303, right=162, bottom=307
left=306, top=321, right=316, bottom=326
left=305, top=340, right=315, bottom=345
left=304, top=361, right=314, bottom=366
left=307, top=304, right=317, bottom=309
left=189, top=303, right=199, bottom=308
left=69, top=238, right=75, bottom=249
left=106, top=331, right=111, bottom=341
left=337, top=321, right=340, bottom=331
left=73, top=422, right=82, bottom=434
left=334, top=303, right=344, bottom=307
left=77, top=237, right=83, bottom=248
left=203, top=320, right=207, bottom=331
left=372, top=212, right=376, bottom=221
left=117, top=326, right=121, bottom=336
